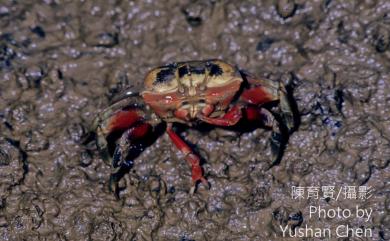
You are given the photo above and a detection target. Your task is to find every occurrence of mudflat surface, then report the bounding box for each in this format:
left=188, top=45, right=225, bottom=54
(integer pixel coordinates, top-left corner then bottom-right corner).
left=0, top=0, right=389, bottom=240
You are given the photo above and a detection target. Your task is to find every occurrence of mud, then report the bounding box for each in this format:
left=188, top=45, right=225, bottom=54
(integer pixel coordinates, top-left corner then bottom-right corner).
left=0, top=0, right=389, bottom=240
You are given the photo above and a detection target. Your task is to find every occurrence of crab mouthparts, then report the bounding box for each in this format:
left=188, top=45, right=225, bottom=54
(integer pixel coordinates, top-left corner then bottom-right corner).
left=179, top=102, right=206, bottom=120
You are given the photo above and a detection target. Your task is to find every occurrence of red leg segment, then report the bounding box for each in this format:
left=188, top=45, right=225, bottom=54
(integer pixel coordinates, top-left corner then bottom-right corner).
left=166, top=124, right=208, bottom=193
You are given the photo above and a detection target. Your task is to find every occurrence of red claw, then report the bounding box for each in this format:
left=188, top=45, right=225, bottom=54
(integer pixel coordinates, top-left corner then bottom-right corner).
left=108, top=110, right=142, bottom=133
left=198, top=105, right=242, bottom=126
left=241, top=87, right=273, bottom=105
left=129, top=123, right=151, bottom=140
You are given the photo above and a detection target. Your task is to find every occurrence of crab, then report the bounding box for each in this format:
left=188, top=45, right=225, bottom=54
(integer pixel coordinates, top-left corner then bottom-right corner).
left=92, top=59, right=295, bottom=196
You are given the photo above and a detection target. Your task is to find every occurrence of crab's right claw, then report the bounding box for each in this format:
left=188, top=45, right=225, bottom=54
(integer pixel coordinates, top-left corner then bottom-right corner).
left=241, top=75, right=296, bottom=133
left=279, top=84, right=295, bottom=133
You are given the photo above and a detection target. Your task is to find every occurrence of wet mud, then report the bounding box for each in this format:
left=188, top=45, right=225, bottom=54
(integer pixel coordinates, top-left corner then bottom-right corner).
left=0, top=0, right=389, bottom=240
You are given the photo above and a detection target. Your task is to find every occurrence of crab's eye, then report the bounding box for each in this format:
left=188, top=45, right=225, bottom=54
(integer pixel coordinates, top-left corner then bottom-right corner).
left=144, top=66, right=178, bottom=93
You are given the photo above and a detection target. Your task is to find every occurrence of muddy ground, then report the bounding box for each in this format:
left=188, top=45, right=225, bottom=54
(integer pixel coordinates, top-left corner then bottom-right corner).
left=0, top=0, right=389, bottom=240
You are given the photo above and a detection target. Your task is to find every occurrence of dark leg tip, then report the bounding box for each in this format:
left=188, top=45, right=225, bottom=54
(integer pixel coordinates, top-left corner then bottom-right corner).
left=109, top=174, right=120, bottom=199
left=270, top=132, right=285, bottom=166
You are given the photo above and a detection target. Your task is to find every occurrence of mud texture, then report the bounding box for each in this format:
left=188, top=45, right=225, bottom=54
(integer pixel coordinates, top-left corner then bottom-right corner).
left=0, top=0, right=389, bottom=240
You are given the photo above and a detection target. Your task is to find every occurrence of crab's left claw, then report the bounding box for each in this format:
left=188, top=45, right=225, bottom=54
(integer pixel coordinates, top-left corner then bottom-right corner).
left=93, top=94, right=160, bottom=197
left=107, top=122, right=153, bottom=195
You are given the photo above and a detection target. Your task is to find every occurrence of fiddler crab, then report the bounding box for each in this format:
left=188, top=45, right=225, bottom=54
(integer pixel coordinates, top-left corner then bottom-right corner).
left=92, top=59, right=295, bottom=196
